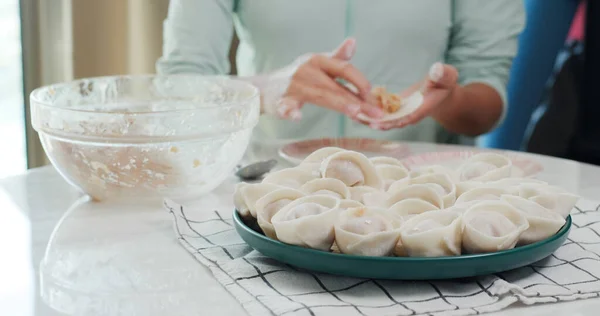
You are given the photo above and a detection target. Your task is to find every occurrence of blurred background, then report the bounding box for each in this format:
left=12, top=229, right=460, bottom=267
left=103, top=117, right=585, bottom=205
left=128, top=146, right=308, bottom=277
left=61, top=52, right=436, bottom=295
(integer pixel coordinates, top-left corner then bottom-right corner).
left=0, top=0, right=595, bottom=180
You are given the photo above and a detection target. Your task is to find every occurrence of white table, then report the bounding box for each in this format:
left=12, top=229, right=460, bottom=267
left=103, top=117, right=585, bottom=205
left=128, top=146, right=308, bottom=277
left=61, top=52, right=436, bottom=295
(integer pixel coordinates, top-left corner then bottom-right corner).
left=2, top=142, right=600, bottom=315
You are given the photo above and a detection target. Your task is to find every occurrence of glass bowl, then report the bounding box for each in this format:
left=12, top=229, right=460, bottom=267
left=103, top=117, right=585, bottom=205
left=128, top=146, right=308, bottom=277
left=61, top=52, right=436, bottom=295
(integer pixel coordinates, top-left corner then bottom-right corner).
left=30, top=75, right=260, bottom=201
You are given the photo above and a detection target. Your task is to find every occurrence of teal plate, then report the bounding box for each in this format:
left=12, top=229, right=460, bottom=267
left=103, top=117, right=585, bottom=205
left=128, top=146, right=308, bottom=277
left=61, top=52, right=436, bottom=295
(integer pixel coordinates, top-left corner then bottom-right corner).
left=233, top=210, right=572, bottom=280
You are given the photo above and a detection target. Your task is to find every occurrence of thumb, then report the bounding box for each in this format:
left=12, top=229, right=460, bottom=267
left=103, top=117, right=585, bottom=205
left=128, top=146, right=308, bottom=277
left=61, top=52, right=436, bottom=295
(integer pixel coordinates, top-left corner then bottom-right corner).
left=423, top=62, right=458, bottom=92
left=330, top=37, right=357, bottom=61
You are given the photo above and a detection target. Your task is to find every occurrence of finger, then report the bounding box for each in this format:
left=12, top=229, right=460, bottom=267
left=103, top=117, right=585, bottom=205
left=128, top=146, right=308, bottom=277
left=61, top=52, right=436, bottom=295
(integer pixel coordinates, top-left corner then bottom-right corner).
left=276, top=97, right=303, bottom=121
left=311, top=55, right=373, bottom=100
left=422, top=62, right=459, bottom=92
left=329, top=38, right=357, bottom=61
left=292, top=78, right=371, bottom=119
left=293, top=65, right=384, bottom=118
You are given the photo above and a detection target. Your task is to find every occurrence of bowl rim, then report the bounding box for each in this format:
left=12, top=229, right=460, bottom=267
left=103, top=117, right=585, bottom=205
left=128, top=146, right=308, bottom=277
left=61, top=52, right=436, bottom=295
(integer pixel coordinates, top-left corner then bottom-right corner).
left=29, top=74, right=260, bottom=115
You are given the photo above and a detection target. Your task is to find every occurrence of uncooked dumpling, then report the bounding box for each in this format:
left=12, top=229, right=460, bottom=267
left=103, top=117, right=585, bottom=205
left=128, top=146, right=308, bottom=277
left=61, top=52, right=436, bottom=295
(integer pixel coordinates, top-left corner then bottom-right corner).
left=501, top=195, right=566, bottom=245
left=458, top=153, right=512, bottom=182
left=301, top=147, right=345, bottom=164
left=410, top=173, right=456, bottom=207
left=399, top=210, right=462, bottom=257
left=455, top=186, right=513, bottom=205
left=386, top=198, right=439, bottom=221
left=517, top=183, right=580, bottom=218
left=334, top=207, right=401, bottom=256
left=462, top=200, right=529, bottom=253
left=300, top=178, right=350, bottom=199
left=370, top=156, right=407, bottom=168
left=320, top=150, right=383, bottom=189
left=410, top=164, right=458, bottom=183
left=233, top=182, right=282, bottom=218
left=376, top=164, right=410, bottom=192
left=262, top=168, right=317, bottom=190
left=255, top=188, right=305, bottom=239
left=271, top=195, right=341, bottom=250
left=385, top=184, right=443, bottom=209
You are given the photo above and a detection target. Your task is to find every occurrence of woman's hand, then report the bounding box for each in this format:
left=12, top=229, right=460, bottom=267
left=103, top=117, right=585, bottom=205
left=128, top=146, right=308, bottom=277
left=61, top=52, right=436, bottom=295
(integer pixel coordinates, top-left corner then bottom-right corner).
left=247, top=38, right=384, bottom=121
left=372, top=62, right=459, bottom=130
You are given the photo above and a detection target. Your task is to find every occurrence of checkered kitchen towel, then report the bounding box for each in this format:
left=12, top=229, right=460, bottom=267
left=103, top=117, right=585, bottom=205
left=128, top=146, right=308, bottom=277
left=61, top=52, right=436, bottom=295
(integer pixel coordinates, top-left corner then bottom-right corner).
left=164, top=198, right=600, bottom=316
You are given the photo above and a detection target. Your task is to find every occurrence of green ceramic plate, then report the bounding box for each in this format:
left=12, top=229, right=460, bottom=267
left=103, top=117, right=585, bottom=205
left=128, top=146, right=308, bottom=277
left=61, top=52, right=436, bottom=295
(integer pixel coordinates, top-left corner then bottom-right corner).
left=233, top=210, right=572, bottom=280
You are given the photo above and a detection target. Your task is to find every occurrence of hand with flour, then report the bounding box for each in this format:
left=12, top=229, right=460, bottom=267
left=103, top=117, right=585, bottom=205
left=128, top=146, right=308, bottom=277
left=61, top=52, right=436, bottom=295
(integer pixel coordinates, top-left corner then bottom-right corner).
left=245, top=38, right=384, bottom=122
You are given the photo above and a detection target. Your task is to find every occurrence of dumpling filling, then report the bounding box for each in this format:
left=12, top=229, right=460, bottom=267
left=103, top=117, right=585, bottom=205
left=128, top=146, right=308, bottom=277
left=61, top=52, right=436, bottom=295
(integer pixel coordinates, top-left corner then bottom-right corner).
left=325, top=159, right=364, bottom=187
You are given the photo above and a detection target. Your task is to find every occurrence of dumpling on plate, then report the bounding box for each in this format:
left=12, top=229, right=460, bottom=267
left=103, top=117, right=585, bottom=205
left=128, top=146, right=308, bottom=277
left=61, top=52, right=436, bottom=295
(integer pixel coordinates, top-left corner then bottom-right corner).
left=399, top=210, right=463, bottom=257
left=376, top=164, right=410, bottom=192
left=233, top=182, right=282, bottom=218
left=262, top=168, right=317, bottom=190
left=410, top=173, right=456, bottom=208
left=386, top=198, right=439, bottom=222
left=385, top=184, right=444, bottom=209
left=454, top=186, right=513, bottom=205
left=334, top=207, right=401, bottom=256
left=300, top=178, right=350, bottom=199
left=370, top=156, right=407, bottom=168
left=271, top=195, right=341, bottom=251
left=517, top=183, right=580, bottom=219
left=254, top=188, right=305, bottom=239
left=501, top=195, right=566, bottom=245
left=462, top=200, right=529, bottom=253
left=301, top=147, right=345, bottom=165
left=410, top=164, right=459, bottom=183
left=458, top=152, right=512, bottom=182
left=320, top=150, right=383, bottom=189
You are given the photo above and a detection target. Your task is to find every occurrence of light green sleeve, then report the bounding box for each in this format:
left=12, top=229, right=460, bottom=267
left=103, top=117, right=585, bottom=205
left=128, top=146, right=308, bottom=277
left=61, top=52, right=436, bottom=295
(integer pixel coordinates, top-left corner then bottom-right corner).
left=156, top=0, right=235, bottom=75
left=447, top=0, right=525, bottom=124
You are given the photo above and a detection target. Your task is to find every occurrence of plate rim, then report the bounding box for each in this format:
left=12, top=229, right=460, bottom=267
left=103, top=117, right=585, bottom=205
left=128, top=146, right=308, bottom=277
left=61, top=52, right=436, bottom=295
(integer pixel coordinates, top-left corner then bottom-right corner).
left=233, top=209, right=572, bottom=262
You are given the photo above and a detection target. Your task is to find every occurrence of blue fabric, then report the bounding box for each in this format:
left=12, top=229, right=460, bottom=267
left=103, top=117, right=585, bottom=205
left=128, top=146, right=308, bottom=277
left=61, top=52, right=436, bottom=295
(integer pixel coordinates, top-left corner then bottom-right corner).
left=479, top=0, right=580, bottom=150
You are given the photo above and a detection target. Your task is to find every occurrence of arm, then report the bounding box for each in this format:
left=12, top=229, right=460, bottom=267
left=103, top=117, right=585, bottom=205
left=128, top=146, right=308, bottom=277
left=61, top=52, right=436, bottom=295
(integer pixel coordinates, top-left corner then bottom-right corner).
left=156, top=0, right=235, bottom=75
left=479, top=0, right=581, bottom=149
left=440, top=0, right=526, bottom=136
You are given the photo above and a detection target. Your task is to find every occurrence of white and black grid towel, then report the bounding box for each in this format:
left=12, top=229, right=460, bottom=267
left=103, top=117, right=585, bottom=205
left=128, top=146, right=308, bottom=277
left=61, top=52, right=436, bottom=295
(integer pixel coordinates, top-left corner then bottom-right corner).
left=164, top=198, right=600, bottom=316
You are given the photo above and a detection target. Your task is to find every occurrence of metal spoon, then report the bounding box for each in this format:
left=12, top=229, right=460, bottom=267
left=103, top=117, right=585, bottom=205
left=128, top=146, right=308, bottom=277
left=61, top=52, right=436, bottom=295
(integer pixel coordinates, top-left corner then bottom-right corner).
left=235, top=159, right=278, bottom=181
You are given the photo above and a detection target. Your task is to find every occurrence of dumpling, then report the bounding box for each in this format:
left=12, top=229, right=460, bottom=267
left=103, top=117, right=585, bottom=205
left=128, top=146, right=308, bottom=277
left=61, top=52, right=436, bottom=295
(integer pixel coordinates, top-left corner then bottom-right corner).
left=410, top=173, right=456, bottom=207
left=410, top=164, right=458, bottom=183
left=301, top=147, right=344, bottom=164
left=348, top=186, right=379, bottom=203
left=338, top=199, right=365, bottom=210
left=300, top=178, right=350, bottom=199
left=254, top=188, right=305, bottom=239
left=458, top=153, right=512, bottom=182
left=271, top=195, right=341, bottom=250
left=262, top=168, right=317, bottom=190
left=454, top=186, right=513, bottom=205
left=386, top=198, right=439, bottom=221
left=501, top=195, right=566, bottom=245
left=233, top=182, right=282, bottom=218
left=399, top=210, right=462, bottom=257
left=334, top=207, right=401, bottom=256
left=376, top=164, right=410, bottom=192
left=517, top=183, right=580, bottom=218
left=320, top=150, right=383, bottom=189
left=455, top=178, right=544, bottom=198
left=385, top=184, right=443, bottom=209
left=462, top=201, right=529, bottom=253
left=370, top=156, right=407, bottom=168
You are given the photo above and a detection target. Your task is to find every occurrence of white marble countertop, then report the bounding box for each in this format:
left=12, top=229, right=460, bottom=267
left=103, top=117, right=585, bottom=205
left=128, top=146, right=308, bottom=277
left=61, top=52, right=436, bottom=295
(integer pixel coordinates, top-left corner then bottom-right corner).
left=2, top=142, right=600, bottom=315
